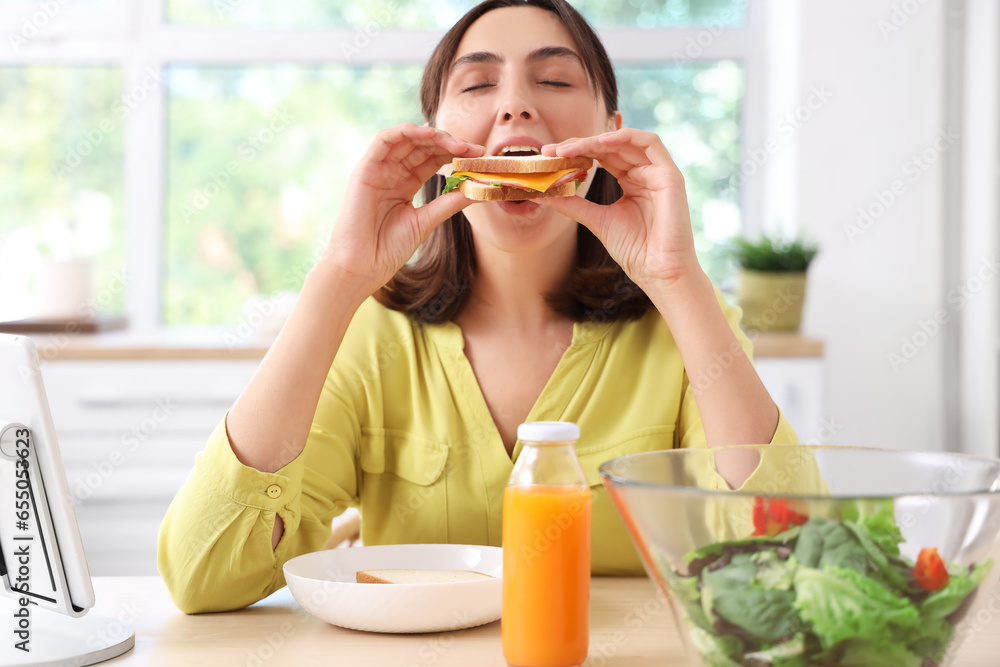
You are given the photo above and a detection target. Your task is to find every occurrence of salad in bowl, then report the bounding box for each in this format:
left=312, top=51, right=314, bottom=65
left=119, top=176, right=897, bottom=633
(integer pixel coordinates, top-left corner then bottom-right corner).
left=600, top=445, right=1000, bottom=667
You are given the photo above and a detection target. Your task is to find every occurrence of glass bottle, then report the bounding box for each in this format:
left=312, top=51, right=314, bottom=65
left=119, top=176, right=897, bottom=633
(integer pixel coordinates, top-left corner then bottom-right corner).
left=502, top=421, right=592, bottom=667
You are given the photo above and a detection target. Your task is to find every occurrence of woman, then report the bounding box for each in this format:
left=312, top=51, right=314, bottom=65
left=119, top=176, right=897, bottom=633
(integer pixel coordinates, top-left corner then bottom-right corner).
left=158, top=0, right=803, bottom=614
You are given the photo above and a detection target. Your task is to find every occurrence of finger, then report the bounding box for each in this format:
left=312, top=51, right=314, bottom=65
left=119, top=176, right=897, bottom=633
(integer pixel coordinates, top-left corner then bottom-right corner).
left=384, top=129, right=481, bottom=169
left=552, top=130, right=682, bottom=190
left=368, top=123, right=481, bottom=168
left=540, top=138, right=585, bottom=157
left=412, top=190, right=477, bottom=240
left=398, top=144, right=452, bottom=177
left=555, top=129, right=676, bottom=171
left=410, top=153, right=460, bottom=188
left=541, top=135, right=635, bottom=186
left=365, top=123, right=435, bottom=163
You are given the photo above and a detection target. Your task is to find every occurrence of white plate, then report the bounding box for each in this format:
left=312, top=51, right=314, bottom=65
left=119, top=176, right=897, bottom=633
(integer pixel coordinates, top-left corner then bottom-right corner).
left=283, top=544, right=503, bottom=633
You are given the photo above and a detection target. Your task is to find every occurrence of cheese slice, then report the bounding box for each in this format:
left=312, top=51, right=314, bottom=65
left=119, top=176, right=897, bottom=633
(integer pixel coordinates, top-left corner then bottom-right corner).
left=453, top=167, right=581, bottom=192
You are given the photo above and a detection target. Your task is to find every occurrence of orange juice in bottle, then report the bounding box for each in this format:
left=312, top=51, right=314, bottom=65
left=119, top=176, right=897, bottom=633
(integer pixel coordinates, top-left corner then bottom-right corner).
left=502, top=421, right=591, bottom=667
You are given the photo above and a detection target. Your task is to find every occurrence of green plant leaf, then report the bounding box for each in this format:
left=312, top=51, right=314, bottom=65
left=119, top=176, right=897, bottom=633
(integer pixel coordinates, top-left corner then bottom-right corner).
left=730, top=235, right=819, bottom=272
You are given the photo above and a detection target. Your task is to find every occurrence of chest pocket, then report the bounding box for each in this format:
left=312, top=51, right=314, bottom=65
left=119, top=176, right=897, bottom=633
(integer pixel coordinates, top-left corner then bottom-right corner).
left=575, top=425, right=676, bottom=487
left=359, top=429, right=450, bottom=544
left=574, top=425, right=676, bottom=576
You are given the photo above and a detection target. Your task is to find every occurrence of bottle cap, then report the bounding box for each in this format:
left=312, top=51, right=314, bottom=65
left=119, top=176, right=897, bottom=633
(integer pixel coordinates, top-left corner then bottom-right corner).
left=517, top=421, right=580, bottom=443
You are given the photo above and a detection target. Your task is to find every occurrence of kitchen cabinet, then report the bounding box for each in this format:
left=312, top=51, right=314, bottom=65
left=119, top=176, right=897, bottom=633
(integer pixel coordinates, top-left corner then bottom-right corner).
left=44, top=359, right=258, bottom=575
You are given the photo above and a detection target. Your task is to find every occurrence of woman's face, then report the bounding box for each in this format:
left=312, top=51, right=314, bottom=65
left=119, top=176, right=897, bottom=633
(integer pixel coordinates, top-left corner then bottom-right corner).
left=435, top=6, right=619, bottom=255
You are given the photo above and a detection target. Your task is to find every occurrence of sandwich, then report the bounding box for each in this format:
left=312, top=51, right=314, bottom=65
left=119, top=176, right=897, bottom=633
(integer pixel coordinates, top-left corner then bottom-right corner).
left=442, top=153, right=593, bottom=201
left=356, top=568, right=495, bottom=584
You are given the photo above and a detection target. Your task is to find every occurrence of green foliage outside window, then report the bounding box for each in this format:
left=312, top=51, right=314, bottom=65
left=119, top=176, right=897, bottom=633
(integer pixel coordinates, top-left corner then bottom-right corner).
left=0, top=67, right=125, bottom=320
left=0, top=0, right=748, bottom=325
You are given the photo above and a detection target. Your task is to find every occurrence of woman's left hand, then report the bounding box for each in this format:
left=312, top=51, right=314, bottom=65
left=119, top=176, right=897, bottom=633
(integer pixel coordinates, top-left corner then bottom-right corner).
left=539, top=128, right=701, bottom=291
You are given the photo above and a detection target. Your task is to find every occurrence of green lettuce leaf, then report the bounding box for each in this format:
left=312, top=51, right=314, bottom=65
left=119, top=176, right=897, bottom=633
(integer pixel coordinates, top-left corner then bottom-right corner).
left=841, top=519, right=915, bottom=592
left=688, top=627, right=743, bottom=667
left=684, top=527, right=801, bottom=567
left=839, top=499, right=905, bottom=557
left=836, top=638, right=924, bottom=667
left=793, top=518, right=868, bottom=574
left=920, top=558, right=994, bottom=620
left=665, top=569, right=715, bottom=633
left=702, top=553, right=801, bottom=640
left=744, top=633, right=806, bottom=664
left=751, top=550, right=797, bottom=590
left=905, top=617, right=955, bottom=664
left=441, top=174, right=471, bottom=194
left=793, top=565, right=920, bottom=650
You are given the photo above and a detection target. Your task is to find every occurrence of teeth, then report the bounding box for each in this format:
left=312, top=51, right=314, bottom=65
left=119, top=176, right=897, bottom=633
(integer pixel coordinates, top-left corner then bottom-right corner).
left=501, top=145, right=540, bottom=155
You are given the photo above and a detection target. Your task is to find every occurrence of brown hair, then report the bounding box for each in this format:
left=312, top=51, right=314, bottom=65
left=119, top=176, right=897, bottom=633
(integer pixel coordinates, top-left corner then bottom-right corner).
left=375, top=0, right=652, bottom=323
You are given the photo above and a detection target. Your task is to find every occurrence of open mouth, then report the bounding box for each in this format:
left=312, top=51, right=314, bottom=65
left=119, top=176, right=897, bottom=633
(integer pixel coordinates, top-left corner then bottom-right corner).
left=498, top=145, right=541, bottom=157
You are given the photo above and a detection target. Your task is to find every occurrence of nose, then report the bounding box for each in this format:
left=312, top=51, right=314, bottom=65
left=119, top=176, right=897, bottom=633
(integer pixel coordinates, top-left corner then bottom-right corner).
left=502, top=108, right=531, bottom=121
left=497, top=83, right=536, bottom=123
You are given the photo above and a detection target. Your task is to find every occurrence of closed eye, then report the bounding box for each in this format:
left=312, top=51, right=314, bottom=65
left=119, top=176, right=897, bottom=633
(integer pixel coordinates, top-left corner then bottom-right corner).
left=539, top=80, right=571, bottom=88
left=462, top=82, right=495, bottom=93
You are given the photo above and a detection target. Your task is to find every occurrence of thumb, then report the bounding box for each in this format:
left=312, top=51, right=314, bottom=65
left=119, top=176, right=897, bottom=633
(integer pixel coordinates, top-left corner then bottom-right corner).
left=413, top=190, right=477, bottom=241
left=538, top=195, right=609, bottom=236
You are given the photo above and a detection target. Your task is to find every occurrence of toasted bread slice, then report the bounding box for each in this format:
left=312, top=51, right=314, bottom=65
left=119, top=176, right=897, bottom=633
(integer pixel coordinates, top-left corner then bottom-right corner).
left=355, top=569, right=494, bottom=584
left=458, top=179, right=579, bottom=202
left=451, top=154, right=592, bottom=174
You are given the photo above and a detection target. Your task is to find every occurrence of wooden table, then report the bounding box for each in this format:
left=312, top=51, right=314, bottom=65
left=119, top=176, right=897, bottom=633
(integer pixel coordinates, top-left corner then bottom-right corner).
left=91, top=576, right=999, bottom=666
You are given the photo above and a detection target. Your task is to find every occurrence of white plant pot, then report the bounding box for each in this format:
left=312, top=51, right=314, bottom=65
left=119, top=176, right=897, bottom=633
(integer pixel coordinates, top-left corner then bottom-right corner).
left=35, top=258, right=93, bottom=320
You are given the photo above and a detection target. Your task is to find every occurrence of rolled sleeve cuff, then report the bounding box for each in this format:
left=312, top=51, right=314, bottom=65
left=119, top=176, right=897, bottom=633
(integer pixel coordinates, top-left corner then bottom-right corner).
left=704, top=407, right=801, bottom=491
left=198, top=413, right=306, bottom=513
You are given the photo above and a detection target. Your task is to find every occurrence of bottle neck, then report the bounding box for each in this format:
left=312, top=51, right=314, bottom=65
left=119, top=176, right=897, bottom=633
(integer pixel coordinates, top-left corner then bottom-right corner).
left=509, top=441, right=588, bottom=487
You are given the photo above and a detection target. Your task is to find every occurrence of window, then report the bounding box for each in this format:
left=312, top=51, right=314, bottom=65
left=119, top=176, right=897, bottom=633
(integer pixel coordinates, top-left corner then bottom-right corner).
left=1, top=0, right=761, bottom=327
left=0, top=66, right=125, bottom=320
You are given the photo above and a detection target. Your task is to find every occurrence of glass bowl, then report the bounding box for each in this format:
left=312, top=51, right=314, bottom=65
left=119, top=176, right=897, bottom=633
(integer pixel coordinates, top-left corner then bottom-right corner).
left=599, top=445, right=1000, bottom=667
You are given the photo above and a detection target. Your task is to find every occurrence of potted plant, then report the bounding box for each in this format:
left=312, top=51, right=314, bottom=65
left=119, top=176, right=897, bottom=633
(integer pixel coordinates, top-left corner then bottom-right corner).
left=32, top=190, right=113, bottom=320
left=730, top=235, right=818, bottom=332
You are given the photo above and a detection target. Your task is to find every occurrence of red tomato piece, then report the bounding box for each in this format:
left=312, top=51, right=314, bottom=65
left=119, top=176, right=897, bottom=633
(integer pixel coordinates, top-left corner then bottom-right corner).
left=914, top=547, right=950, bottom=591
left=751, top=497, right=809, bottom=537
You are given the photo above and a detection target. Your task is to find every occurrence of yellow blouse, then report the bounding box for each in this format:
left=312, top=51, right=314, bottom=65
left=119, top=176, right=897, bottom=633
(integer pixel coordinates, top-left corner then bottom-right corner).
left=158, top=292, right=808, bottom=613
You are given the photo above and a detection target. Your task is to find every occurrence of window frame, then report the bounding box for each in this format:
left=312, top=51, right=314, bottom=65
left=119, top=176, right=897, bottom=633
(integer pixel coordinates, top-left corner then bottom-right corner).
left=0, top=0, right=132, bottom=37
left=0, top=0, right=766, bottom=328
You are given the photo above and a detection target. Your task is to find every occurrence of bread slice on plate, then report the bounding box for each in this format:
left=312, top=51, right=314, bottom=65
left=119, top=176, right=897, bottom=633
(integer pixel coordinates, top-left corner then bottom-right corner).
left=356, top=569, right=494, bottom=584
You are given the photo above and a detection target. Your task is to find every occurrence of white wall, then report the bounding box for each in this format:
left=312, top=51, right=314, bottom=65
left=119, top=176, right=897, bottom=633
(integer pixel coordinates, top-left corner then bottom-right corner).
left=790, top=0, right=952, bottom=450
left=959, top=0, right=1000, bottom=458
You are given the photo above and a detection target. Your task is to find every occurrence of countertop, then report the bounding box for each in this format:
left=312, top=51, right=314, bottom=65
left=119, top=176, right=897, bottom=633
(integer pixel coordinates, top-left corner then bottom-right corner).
left=24, top=328, right=823, bottom=361
left=77, top=575, right=1000, bottom=666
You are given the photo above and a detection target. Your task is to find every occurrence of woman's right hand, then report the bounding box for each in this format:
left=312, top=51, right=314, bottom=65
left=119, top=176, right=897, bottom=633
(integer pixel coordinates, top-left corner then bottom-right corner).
left=320, top=123, right=483, bottom=299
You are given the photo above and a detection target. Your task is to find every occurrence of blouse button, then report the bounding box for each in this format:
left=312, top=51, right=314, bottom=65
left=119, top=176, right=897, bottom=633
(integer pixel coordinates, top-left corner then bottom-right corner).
left=266, top=484, right=282, bottom=499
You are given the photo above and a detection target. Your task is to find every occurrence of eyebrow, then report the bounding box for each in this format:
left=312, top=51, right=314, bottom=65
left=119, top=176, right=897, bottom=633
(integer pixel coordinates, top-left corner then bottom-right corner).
left=450, top=45, right=585, bottom=73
